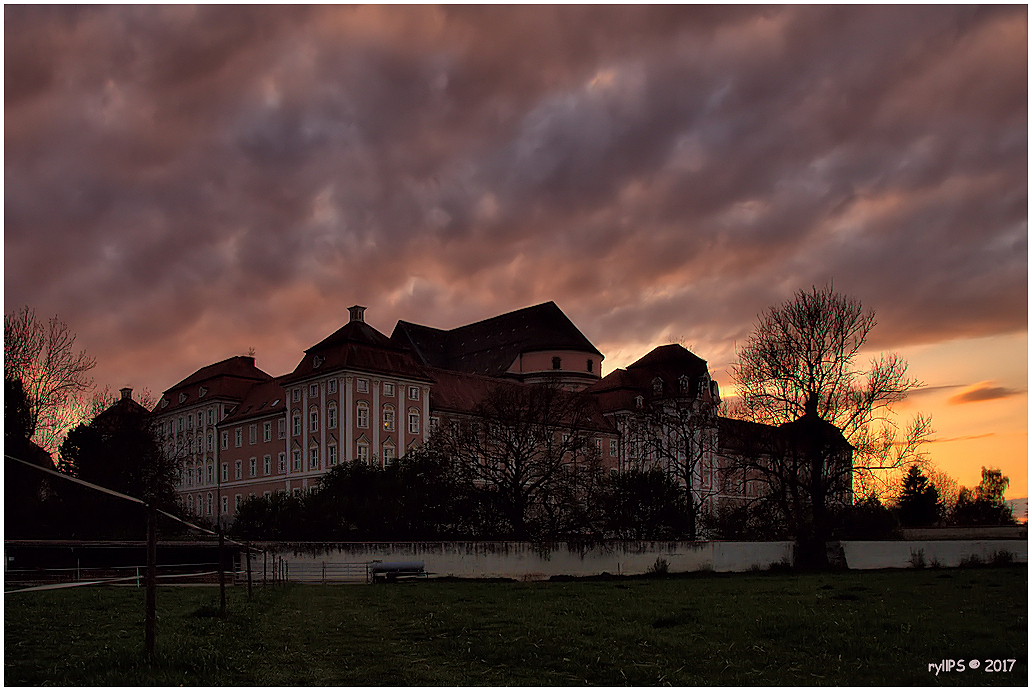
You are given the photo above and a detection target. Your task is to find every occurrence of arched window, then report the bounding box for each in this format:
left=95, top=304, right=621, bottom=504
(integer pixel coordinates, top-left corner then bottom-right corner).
left=327, top=402, right=338, bottom=429
left=356, top=401, right=369, bottom=429
left=383, top=404, right=395, bottom=432
left=292, top=410, right=302, bottom=436
left=408, top=408, right=420, bottom=435
left=309, top=406, right=319, bottom=433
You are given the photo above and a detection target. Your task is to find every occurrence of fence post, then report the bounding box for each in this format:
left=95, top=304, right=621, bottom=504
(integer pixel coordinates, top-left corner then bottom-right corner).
left=246, top=543, right=252, bottom=599
left=144, top=502, right=157, bottom=660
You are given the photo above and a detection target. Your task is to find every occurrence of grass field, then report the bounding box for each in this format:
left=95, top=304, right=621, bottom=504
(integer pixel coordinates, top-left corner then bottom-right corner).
left=4, top=567, right=1027, bottom=686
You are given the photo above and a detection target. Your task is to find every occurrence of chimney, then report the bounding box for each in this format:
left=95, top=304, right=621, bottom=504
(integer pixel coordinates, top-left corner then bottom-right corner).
left=349, top=305, right=366, bottom=323
left=119, top=387, right=133, bottom=402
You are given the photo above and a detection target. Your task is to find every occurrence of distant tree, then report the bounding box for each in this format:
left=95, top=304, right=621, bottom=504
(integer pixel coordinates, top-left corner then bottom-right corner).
left=728, top=285, right=930, bottom=567
left=924, top=465, right=960, bottom=517
left=831, top=494, right=899, bottom=540
left=896, top=464, right=941, bottom=527
left=628, top=370, right=722, bottom=541
left=952, top=467, right=1015, bottom=526
left=602, top=468, right=687, bottom=540
left=5, top=377, right=60, bottom=538
left=232, top=491, right=310, bottom=541
left=432, top=380, right=603, bottom=540
left=5, top=306, right=96, bottom=453
left=58, top=395, right=180, bottom=538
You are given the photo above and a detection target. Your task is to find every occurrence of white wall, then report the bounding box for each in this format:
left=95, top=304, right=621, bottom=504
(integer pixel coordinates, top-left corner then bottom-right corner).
left=259, top=540, right=1028, bottom=582
left=840, top=540, right=1027, bottom=570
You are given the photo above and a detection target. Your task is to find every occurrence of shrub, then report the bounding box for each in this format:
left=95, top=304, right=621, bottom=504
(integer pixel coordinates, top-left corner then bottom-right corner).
left=647, top=556, right=670, bottom=576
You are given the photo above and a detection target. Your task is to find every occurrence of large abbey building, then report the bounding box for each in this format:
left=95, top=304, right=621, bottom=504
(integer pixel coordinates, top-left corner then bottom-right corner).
left=153, top=301, right=848, bottom=521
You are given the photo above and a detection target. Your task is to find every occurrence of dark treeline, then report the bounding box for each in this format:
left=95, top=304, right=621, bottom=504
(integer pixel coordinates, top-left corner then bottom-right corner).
left=230, top=452, right=693, bottom=542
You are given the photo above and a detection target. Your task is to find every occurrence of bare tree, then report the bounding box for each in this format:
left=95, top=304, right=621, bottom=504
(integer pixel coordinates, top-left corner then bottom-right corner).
left=728, top=285, right=929, bottom=564
left=629, top=384, right=722, bottom=540
left=432, top=379, right=605, bottom=539
left=5, top=306, right=96, bottom=453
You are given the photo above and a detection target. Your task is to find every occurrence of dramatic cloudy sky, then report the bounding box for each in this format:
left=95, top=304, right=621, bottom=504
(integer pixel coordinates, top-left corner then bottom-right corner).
left=5, top=6, right=1027, bottom=498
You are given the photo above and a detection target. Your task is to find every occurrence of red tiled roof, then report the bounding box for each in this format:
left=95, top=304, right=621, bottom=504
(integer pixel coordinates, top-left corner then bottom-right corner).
left=154, top=356, right=272, bottom=415
left=220, top=378, right=287, bottom=424
left=392, top=301, right=602, bottom=377
left=428, top=367, right=616, bottom=433
left=587, top=344, right=712, bottom=413
left=283, top=319, right=431, bottom=384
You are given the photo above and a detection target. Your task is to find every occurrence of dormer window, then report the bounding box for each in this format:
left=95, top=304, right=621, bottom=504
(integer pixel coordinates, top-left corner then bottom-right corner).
left=679, top=375, right=690, bottom=393
left=552, top=356, right=562, bottom=370
left=635, top=395, right=644, bottom=409
left=160, top=398, right=169, bottom=409
left=199, top=386, right=208, bottom=398
left=586, top=359, right=593, bottom=373
left=652, top=377, right=663, bottom=395
left=313, top=355, right=324, bottom=369
left=179, top=392, right=188, bottom=404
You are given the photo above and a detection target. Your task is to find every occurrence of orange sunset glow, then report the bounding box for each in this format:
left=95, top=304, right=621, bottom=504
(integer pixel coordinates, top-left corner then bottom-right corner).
left=5, top=6, right=1027, bottom=500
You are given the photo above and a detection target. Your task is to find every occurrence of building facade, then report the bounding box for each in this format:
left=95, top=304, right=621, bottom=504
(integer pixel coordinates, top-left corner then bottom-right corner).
left=154, top=301, right=851, bottom=522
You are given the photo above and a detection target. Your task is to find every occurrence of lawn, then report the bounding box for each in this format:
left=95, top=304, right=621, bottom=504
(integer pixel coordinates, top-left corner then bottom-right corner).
left=4, top=566, right=1026, bottom=686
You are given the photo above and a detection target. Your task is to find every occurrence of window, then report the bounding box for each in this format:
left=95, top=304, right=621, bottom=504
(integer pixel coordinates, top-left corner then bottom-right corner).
left=309, top=383, right=319, bottom=398
left=263, top=455, right=271, bottom=476
left=196, top=496, right=202, bottom=515
left=292, top=450, right=302, bottom=471
left=653, top=377, right=663, bottom=395
left=430, top=416, right=440, bottom=432
left=409, top=386, right=419, bottom=401
left=586, top=359, right=594, bottom=373
left=383, top=404, right=395, bottom=432
left=235, top=428, right=243, bottom=447
left=357, top=443, right=369, bottom=464
left=309, top=446, right=319, bottom=470
left=357, top=402, right=369, bottom=429
left=357, top=378, right=369, bottom=393
left=278, top=418, right=286, bottom=439
left=250, top=457, right=257, bottom=477
left=207, top=433, right=213, bottom=452
left=383, top=445, right=395, bottom=464
left=278, top=452, right=286, bottom=473
left=221, top=431, right=229, bottom=450
left=552, top=356, right=562, bottom=370
left=234, top=460, right=241, bottom=480
left=328, top=444, right=337, bottom=467
left=328, top=379, right=337, bottom=394
left=292, top=411, right=302, bottom=436
left=206, top=493, right=213, bottom=516
left=207, top=408, right=214, bottom=425
left=408, top=409, right=420, bottom=435
left=186, top=467, right=193, bottom=487
left=383, top=382, right=395, bottom=397
left=186, top=494, right=192, bottom=512
left=178, top=416, right=184, bottom=431
left=595, top=438, right=603, bottom=454
left=309, top=407, right=319, bottom=433
left=263, top=421, right=272, bottom=442
left=327, top=403, right=337, bottom=429
left=235, top=494, right=242, bottom=511
left=221, top=462, right=228, bottom=482
left=292, top=388, right=301, bottom=402
left=249, top=424, right=257, bottom=444
left=207, top=464, right=214, bottom=483
left=610, top=439, right=618, bottom=457
left=187, top=414, right=193, bottom=430
left=221, top=496, right=228, bottom=516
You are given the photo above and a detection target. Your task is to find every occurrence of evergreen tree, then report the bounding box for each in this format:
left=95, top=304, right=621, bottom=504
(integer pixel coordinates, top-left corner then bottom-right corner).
left=896, top=464, right=940, bottom=527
